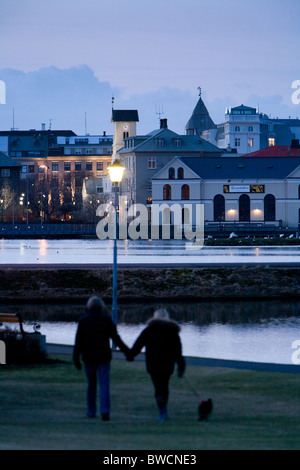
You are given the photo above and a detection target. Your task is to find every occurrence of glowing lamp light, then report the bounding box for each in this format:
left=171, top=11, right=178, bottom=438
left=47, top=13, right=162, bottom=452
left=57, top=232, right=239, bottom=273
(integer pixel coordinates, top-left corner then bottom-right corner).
left=108, top=160, right=125, bottom=183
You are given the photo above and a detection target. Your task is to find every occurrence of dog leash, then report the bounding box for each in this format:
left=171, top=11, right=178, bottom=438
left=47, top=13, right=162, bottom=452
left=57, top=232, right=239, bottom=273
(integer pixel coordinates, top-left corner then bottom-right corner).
left=182, top=375, right=200, bottom=399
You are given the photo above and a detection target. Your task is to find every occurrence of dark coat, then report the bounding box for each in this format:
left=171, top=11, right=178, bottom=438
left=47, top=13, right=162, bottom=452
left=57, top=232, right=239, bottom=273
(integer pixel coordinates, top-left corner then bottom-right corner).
left=73, top=312, right=129, bottom=365
left=130, top=318, right=185, bottom=376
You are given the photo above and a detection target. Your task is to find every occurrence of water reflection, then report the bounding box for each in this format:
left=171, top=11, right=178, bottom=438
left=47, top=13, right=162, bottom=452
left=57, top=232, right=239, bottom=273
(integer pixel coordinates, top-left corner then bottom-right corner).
left=1, top=300, right=300, bottom=365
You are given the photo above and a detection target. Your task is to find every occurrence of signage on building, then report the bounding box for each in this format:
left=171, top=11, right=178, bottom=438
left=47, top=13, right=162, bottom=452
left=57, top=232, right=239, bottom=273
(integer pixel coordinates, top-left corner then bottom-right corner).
left=224, top=184, right=265, bottom=193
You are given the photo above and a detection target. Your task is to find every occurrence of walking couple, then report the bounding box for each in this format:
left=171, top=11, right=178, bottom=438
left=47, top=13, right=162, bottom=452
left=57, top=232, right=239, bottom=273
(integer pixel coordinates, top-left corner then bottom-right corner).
left=73, top=296, right=185, bottom=422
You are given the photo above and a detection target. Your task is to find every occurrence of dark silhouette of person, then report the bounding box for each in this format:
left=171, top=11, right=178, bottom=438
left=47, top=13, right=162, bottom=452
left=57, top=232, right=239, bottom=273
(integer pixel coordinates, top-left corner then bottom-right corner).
left=129, top=308, right=185, bottom=421
left=73, top=296, right=129, bottom=421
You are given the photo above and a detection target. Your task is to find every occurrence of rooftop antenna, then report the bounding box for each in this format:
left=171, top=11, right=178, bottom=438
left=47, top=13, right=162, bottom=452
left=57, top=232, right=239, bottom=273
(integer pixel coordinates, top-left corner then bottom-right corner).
left=112, top=95, right=115, bottom=110
left=85, top=112, right=87, bottom=135
left=197, top=86, right=202, bottom=97
left=49, top=119, right=53, bottom=130
left=12, top=107, right=15, bottom=130
left=156, top=105, right=164, bottom=123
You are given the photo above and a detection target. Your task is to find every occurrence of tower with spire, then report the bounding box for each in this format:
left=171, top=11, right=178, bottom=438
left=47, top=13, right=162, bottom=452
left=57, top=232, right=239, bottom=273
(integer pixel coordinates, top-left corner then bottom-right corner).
left=186, top=88, right=215, bottom=136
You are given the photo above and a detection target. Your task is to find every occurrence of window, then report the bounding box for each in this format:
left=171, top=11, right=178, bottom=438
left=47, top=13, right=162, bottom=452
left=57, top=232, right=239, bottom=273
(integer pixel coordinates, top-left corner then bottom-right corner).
left=10, top=151, right=22, bottom=157
left=178, top=167, right=184, bottom=179
left=97, top=162, right=103, bottom=171
left=38, top=166, right=45, bottom=173
left=75, top=162, right=81, bottom=172
left=248, top=138, right=254, bottom=147
left=96, top=186, right=103, bottom=194
left=147, top=156, right=156, bottom=169
left=64, top=162, right=71, bottom=172
left=86, top=162, right=93, bottom=171
left=268, top=138, right=275, bottom=147
left=239, top=194, right=250, bottom=222
left=264, top=194, right=275, bottom=221
left=235, top=126, right=240, bottom=132
left=1, top=169, right=10, bottom=177
left=52, top=162, right=58, bottom=172
left=174, top=138, right=182, bottom=147
left=163, top=184, right=171, bottom=200
left=155, top=138, right=164, bottom=147
left=214, top=194, right=225, bottom=221
left=169, top=167, right=175, bottom=180
left=21, top=165, right=27, bottom=173
left=248, top=126, right=254, bottom=132
left=64, top=179, right=71, bottom=188
left=235, top=138, right=241, bottom=147
left=28, top=165, right=34, bottom=173
left=123, top=132, right=129, bottom=139
left=181, top=184, right=190, bottom=200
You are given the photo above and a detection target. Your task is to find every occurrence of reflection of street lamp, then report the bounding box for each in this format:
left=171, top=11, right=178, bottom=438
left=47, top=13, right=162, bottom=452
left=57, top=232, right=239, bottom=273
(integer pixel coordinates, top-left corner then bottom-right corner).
left=39, top=165, right=48, bottom=228
left=108, top=160, right=125, bottom=329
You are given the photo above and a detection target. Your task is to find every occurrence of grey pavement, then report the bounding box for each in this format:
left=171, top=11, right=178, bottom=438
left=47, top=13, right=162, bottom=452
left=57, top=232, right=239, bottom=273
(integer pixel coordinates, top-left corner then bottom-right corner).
left=46, top=343, right=300, bottom=374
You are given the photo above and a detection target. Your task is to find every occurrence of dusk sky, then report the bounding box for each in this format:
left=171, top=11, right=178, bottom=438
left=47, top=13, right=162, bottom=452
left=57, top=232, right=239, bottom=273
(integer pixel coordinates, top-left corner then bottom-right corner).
left=1, top=0, right=300, bottom=135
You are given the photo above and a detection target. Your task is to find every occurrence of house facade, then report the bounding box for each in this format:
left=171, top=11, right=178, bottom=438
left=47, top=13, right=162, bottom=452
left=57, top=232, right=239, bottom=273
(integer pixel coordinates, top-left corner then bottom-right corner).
left=113, top=115, right=223, bottom=206
left=151, top=155, right=300, bottom=232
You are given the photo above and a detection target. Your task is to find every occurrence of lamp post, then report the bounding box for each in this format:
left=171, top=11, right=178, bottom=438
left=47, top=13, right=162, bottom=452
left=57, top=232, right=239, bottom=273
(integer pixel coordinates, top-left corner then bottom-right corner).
left=108, top=160, right=125, bottom=329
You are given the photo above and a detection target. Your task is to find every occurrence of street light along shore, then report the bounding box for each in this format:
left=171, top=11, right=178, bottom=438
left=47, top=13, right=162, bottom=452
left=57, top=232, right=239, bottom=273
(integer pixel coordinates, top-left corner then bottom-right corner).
left=108, top=160, right=125, bottom=330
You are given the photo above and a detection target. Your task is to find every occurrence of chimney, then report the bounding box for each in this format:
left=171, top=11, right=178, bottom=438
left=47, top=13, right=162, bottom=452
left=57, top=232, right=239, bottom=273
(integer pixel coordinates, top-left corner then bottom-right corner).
left=41, top=123, right=46, bottom=131
left=160, top=118, right=168, bottom=129
left=103, top=131, right=106, bottom=136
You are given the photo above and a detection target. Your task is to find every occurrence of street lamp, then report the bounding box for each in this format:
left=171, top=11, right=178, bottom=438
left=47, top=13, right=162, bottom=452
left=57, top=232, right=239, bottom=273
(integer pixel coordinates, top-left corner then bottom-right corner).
left=108, top=160, right=125, bottom=329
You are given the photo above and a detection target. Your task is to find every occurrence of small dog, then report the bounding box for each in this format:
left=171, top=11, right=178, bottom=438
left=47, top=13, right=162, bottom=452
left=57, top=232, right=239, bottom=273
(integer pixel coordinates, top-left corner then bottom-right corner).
left=198, top=398, right=213, bottom=421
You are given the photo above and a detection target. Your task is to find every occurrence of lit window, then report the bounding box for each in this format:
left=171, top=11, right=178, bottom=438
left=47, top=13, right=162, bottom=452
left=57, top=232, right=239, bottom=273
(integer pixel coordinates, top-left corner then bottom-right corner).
left=21, top=165, right=27, bottom=173
left=148, top=156, right=156, bottom=169
left=268, top=138, right=275, bottom=147
left=248, top=138, right=254, bottom=147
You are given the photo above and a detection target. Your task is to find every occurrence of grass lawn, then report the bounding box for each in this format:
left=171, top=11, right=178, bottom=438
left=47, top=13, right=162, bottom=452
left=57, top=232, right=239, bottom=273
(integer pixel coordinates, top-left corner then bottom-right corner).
left=0, top=355, right=300, bottom=450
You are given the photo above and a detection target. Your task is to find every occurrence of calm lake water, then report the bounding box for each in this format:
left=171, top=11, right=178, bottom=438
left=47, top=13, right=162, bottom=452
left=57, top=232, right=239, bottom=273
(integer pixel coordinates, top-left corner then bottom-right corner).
left=2, top=300, right=300, bottom=365
left=1, top=238, right=300, bottom=265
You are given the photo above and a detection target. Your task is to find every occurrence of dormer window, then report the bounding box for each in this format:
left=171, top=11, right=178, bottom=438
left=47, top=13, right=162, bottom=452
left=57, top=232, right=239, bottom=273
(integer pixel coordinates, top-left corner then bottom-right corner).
left=155, top=138, right=165, bottom=147
left=173, top=138, right=182, bottom=147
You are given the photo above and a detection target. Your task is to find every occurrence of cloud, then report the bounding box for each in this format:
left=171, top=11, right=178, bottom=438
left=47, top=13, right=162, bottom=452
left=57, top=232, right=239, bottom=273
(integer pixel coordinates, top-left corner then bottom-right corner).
left=0, top=65, right=299, bottom=138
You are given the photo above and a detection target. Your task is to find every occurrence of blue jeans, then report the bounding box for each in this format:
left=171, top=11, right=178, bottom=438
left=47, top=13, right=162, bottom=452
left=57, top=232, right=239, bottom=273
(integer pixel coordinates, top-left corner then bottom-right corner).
left=84, top=362, right=110, bottom=417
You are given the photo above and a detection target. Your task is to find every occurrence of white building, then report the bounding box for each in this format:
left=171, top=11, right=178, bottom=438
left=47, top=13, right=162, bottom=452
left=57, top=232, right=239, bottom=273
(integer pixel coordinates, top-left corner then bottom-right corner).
left=151, top=155, right=300, bottom=233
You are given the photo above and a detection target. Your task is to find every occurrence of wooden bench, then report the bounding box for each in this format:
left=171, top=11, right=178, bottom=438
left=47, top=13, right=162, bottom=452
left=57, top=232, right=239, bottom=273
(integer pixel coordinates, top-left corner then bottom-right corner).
left=0, top=313, right=25, bottom=334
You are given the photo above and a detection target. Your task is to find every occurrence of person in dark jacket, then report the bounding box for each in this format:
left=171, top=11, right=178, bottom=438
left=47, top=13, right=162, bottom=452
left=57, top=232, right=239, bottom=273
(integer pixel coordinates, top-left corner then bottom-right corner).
left=129, top=308, right=185, bottom=421
left=73, top=296, right=130, bottom=421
